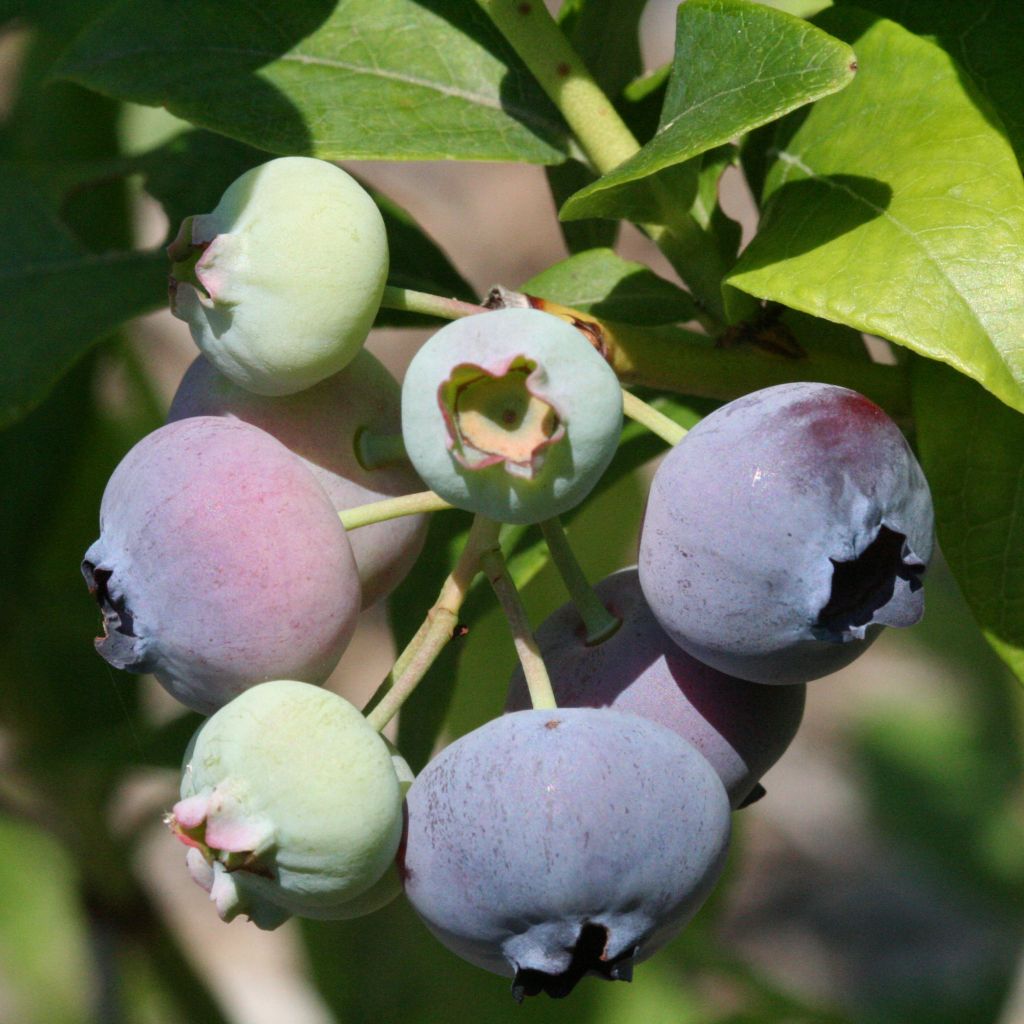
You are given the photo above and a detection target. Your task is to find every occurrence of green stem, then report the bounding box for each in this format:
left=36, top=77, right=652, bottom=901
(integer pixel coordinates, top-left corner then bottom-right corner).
left=491, top=286, right=912, bottom=422
left=380, top=285, right=487, bottom=321
left=340, top=490, right=454, bottom=531
left=646, top=216, right=731, bottom=328
left=621, top=389, right=687, bottom=446
left=539, top=518, right=620, bottom=644
left=354, top=427, right=408, bottom=471
left=364, top=516, right=502, bottom=732
left=479, top=546, right=557, bottom=710
left=474, top=1, right=733, bottom=324
left=475, top=0, right=640, bottom=175
left=605, top=321, right=912, bottom=423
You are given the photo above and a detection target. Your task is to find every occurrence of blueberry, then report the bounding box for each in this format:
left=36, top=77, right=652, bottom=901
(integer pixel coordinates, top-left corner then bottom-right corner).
left=638, top=383, right=934, bottom=684
left=168, top=156, right=387, bottom=396
left=169, top=680, right=405, bottom=929
left=401, top=707, right=731, bottom=999
left=401, top=308, right=622, bottom=524
left=82, top=417, right=361, bottom=713
left=168, top=350, right=427, bottom=608
left=506, top=568, right=805, bottom=806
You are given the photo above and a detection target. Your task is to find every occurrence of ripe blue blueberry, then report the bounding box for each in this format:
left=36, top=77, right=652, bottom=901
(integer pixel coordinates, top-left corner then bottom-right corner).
left=82, top=417, right=361, bottom=713
left=400, top=308, right=622, bottom=524
left=506, top=568, right=805, bottom=807
left=639, top=383, right=934, bottom=684
left=401, top=707, right=731, bottom=999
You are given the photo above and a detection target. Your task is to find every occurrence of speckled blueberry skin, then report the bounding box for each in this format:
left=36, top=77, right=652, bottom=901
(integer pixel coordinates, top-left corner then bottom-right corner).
left=401, top=708, right=731, bottom=999
left=401, top=308, right=623, bottom=525
left=506, top=568, right=805, bottom=807
left=168, top=350, right=427, bottom=608
left=82, top=418, right=361, bottom=713
left=639, top=383, right=934, bottom=685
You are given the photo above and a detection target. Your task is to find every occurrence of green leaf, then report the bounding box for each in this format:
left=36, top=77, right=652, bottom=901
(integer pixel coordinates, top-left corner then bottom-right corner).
left=760, top=0, right=833, bottom=15
left=372, top=191, right=476, bottom=326
left=727, top=12, right=1024, bottom=414
left=559, top=0, right=647, bottom=101
left=522, top=249, right=698, bottom=325
left=912, top=358, right=1024, bottom=685
left=544, top=160, right=619, bottom=254
left=837, top=0, right=1024, bottom=166
left=56, top=0, right=567, bottom=164
left=0, top=164, right=165, bottom=428
left=560, top=0, right=856, bottom=221
left=692, top=144, right=743, bottom=266
left=134, top=130, right=273, bottom=233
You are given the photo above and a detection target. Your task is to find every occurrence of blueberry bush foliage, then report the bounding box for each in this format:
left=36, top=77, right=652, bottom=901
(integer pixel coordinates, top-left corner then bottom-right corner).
left=1, top=0, right=1023, bottom=1021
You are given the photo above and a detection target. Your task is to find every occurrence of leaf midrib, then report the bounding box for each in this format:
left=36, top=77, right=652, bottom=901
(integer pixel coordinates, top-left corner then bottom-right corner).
left=66, top=43, right=565, bottom=140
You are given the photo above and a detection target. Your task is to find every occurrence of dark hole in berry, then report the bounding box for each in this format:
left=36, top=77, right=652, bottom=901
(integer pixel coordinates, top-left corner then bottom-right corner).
left=84, top=563, right=137, bottom=641
left=511, top=923, right=634, bottom=1001
left=82, top=560, right=150, bottom=671
left=816, top=525, right=923, bottom=637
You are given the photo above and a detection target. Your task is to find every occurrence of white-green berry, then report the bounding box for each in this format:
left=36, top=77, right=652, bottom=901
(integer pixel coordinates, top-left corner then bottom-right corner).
left=401, top=308, right=623, bottom=524
left=168, top=680, right=403, bottom=930
left=168, top=156, right=388, bottom=396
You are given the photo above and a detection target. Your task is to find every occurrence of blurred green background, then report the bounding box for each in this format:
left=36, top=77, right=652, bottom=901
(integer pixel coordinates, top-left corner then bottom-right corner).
left=1, top=2, right=1022, bottom=1022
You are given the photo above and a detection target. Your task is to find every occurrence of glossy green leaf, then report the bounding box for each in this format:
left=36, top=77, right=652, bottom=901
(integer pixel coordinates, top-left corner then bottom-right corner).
left=838, top=0, right=1024, bottom=166
left=522, top=248, right=699, bottom=325
left=56, top=0, right=567, bottom=163
left=727, top=12, right=1024, bottom=414
left=912, top=358, right=1024, bottom=685
left=545, top=160, right=619, bottom=254
left=560, top=0, right=855, bottom=221
left=0, top=164, right=165, bottom=428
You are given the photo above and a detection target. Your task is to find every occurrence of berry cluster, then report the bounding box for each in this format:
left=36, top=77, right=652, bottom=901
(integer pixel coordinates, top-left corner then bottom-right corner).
left=82, top=157, right=935, bottom=1000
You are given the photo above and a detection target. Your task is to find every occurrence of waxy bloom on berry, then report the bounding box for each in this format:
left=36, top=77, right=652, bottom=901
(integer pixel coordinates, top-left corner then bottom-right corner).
left=168, top=681, right=405, bottom=930
left=401, top=308, right=622, bottom=524
left=168, top=156, right=388, bottom=396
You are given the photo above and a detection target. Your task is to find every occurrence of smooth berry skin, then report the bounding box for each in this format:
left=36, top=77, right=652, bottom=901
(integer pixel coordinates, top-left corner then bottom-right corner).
left=639, top=383, right=934, bottom=685
left=168, top=156, right=387, bottom=396
left=506, top=568, right=805, bottom=807
left=82, top=417, right=361, bottom=714
left=168, top=350, right=427, bottom=609
left=401, top=308, right=623, bottom=525
left=401, top=708, right=731, bottom=999
left=171, top=681, right=404, bottom=929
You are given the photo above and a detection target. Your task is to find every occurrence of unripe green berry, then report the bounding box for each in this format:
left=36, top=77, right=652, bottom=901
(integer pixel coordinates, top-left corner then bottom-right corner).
left=168, top=680, right=403, bottom=929
left=401, top=308, right=623, bottom=524
left=168, top=157, right=388, bottom=396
